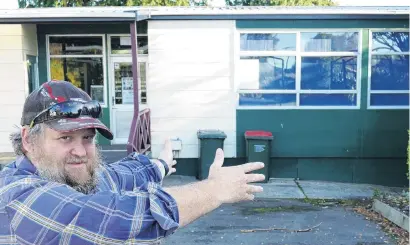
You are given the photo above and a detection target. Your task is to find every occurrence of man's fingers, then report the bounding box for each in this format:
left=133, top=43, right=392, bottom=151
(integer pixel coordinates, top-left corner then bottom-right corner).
left=211, top=148, right=225, bottom=168
left=244, top=193, right=255, bottom=201
left=245, top=174, right=266, bottom=183
left=241, top=162, right=265, bottom=173
left=164, top=138, right=172, bottom=150
left=246, top=185, right=263, bottom=193
left=172, top=160, right=177, bottom=166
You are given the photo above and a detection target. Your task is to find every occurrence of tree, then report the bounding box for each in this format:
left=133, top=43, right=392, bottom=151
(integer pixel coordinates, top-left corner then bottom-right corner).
left=226, top=0, right=335, bottom=6
left=18, top=0, right=191, bottom=7
left=18, top=0, right=335, bottom=7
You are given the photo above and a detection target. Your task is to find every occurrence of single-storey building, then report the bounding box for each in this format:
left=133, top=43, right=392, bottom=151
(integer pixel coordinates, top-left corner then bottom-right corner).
left=0, top=6, right=408, bottom=186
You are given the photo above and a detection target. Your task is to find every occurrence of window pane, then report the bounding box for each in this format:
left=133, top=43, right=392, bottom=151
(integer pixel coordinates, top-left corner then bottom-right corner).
left=301, top=56, right=357, bottom=90
left=370, top=93, right=409, bottom=106
left=113, top=62, right=147, bottom=105
left=372, top=32, right=409, bottom=53
left=49, top=37, right=103, bottom=55
left=240, top=56, right=296, bottom=89
left=240, top=33, right=296, bottom=51
left=50, top=57, right=104, bottom=103
left=300, top=94, right=357, bottom=106
left=111, top=36, right=148, bottom=55
left=371, top=55, right=409, bottom=90
left=239, top=93, right=296, bottom=106
left=137, top=20, right=148, bottom=35
left=301, top=32, right=359, bottom=52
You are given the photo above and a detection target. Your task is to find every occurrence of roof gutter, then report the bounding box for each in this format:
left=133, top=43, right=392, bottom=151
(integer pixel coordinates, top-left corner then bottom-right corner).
left=0, top=11, right=139, bottom=24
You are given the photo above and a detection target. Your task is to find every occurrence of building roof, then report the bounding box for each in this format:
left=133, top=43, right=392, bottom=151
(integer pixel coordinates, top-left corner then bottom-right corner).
left=0, top=7, right=141, bottom=23
left=0, top=6, right=408, bottom=23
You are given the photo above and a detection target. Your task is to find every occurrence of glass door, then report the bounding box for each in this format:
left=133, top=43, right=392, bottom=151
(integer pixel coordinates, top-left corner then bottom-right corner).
left=26, top=55, right=39, bottom=93
left=110, top=56, right=147, bottom=144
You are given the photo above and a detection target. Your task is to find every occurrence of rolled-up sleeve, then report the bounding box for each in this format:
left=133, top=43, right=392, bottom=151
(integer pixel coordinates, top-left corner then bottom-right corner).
left=4, top=178, right=179, bottom=244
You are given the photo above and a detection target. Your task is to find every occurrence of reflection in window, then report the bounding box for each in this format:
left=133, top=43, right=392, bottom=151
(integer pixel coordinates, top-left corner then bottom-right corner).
left=239, top=93, right=296, bottom=106
left=110, top=36, right=148, bottom=55
left=49, top=36, right=103, bottom=55
left=241, top=56, right=296, bottom=89
left=240, top=33, right=296, bottom=51
left=369, top=31, right=409, bottom=107
left=300, top=94, right=356, bottom=106
left=370, top=94, right=409, bottom=106
left=371, top=55, right=409, bottom=90
left=50, top=57, right=104, bottom=103
left=301, top=56, right=357, bottom=90
left=238, top=30, right=360, bottom=108
left=301, top=32, right=359, bottom=52
left=372, top=32, right=409, bottom=53
left=48, top=36, right=105, bottom=104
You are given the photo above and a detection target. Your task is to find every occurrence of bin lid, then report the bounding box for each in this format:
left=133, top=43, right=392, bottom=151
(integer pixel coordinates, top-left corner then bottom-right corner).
left=197, top=129, right=227, bottom=139
left=245, top=130, right=273, bottom=139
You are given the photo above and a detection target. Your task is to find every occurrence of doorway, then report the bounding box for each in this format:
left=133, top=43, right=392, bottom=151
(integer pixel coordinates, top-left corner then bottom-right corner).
left=110, top=56, right=147, bottom=144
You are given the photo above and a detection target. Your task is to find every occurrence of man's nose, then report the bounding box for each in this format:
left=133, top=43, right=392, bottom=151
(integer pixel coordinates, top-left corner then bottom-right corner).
left=71, top=143, right=87, bottom=157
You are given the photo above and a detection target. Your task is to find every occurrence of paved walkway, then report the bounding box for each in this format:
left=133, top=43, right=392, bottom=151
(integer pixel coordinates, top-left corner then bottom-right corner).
left=163, top=175, right=405, bottom=200
left=163, top=199, right=396, bottom=245
left=2, top=152, right=405, bottom=200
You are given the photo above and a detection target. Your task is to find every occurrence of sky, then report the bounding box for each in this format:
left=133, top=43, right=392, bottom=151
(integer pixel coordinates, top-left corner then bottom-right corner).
left=0, top=0, right=409, bottom=9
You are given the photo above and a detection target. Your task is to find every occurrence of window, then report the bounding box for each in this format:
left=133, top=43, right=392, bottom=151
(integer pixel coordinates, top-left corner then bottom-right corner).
left=47, top=35, right=106, bottom=105
left=26, top=55, right=39, bottom=93
left=368, top=30, right=409, bottom=108
left=110, top=21, right=148, bottom=55
left=110, top=36, right=148, bottom=55
left=237, top=31, right=360, bottom=109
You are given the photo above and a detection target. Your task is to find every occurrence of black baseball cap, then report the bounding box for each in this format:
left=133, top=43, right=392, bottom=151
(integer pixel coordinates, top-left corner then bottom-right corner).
left=21, top=80, right=114, bottom=140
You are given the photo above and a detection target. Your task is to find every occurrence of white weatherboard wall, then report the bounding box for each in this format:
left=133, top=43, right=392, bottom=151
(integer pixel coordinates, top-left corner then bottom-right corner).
left=0, top=24, right=37, bottom=153
left=148, top=20, right=236, bottom=158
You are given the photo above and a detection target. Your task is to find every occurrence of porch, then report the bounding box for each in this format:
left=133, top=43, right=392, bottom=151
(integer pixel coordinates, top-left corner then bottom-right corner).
left=0, top=7, right=152, bottom=156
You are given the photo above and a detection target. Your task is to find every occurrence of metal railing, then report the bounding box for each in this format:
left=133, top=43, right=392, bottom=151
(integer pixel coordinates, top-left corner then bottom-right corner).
left=127, top=108, right=151, bottom=155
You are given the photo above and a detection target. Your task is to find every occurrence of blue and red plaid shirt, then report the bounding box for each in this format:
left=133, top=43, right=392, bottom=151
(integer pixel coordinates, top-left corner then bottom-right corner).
left=0, top=153, right=180, bottom=245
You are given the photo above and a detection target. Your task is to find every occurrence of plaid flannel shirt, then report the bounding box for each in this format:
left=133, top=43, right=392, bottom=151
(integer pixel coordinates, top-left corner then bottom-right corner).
left=0, top=153, right=180, bottom=245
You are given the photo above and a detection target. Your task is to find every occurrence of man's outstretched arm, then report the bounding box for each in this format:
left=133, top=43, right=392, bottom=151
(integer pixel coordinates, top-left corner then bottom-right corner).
left=165, top=148, right=265, bottom=227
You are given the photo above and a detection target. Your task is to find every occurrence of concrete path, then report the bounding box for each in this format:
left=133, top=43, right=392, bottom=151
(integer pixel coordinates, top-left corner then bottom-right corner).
left=163, top=199, right=395, bottom=245
left=2, top=150, right=405, bottom=200
left=162, top=175, right=404, bottom=200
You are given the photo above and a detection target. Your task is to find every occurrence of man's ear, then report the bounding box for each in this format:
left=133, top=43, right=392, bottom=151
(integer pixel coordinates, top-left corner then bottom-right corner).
left=21, top=126, right=32, bottom=154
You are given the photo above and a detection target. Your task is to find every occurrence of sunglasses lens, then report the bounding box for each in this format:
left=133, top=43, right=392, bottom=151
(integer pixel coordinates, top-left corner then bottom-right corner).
left=52, top=102, right=83, bottom=118
left=86, top=101, right=101, bottom=118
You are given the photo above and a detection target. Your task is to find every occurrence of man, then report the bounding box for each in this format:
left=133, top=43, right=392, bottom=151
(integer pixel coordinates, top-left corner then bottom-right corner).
left=0, top=81, right=265, bottom=244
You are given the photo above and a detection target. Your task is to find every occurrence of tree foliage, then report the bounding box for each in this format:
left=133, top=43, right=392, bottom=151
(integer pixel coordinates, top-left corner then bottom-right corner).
left=18, top=0, right=335, bottom=7
left=226, top=0, right=334, bottom=6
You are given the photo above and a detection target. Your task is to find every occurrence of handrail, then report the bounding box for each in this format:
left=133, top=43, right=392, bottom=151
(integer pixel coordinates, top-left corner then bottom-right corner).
left=127, top=108, right=151, bottom=155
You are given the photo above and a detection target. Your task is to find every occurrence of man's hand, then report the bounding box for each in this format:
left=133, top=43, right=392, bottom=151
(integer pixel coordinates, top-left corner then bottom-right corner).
left=164, top=148, right=265, bottom=227
left=207, top=148, right=265, bottom=203
left=157, top=139, right=177, bottom=176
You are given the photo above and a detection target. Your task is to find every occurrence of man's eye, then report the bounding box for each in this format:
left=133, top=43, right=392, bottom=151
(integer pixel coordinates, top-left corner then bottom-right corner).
left=60, top=136, right=71, bottom=141
left=84, top=135, right=95, bottom=140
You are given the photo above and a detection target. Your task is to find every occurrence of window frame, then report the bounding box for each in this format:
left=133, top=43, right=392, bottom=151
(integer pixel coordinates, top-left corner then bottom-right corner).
left=235, top=29, right=362, bottom=110
left=367, top=29, right=409, bottom=110
left=46, top=34, right=108, bottom=108
left=107, top=33, right=149, bottom=57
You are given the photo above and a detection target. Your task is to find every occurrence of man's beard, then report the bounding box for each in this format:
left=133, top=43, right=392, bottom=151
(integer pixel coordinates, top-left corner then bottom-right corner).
left=31, top=146, right=103, bottom=195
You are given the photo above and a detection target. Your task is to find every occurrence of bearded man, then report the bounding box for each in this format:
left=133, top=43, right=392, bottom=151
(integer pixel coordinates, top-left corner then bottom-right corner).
left=0, top=80, right=265, bottom=245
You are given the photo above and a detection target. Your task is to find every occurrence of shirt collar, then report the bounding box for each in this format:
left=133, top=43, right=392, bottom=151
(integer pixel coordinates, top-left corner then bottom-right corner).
left=15, top=155, right=38, bottom=174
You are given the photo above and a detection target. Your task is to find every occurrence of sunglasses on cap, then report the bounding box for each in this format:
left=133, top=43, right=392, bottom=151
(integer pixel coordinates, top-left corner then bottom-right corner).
left=29, top=100, right=102, bottom=128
